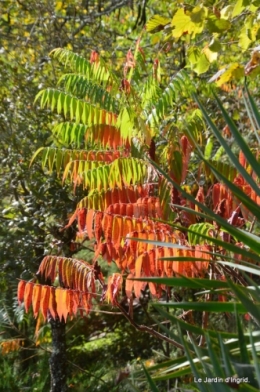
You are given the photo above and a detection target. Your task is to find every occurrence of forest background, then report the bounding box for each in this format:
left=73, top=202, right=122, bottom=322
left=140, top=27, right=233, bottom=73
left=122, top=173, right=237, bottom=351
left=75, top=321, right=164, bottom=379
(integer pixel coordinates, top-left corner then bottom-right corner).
left=1, top=0, right=260, bottom=391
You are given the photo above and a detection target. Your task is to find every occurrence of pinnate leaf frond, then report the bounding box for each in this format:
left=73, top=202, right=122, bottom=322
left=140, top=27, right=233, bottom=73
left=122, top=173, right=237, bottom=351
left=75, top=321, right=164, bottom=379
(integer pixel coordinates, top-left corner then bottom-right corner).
left=34, top=89, right=117, bottom=126
left=36, top=255, right=99, bottom=292
left=17, top=256, right=105, bottom=321
left=59, top=74, right=118, bottom=113
left=51, top=122, right=129, bottom=149
left=62, top=157, right=156, bottom=190
left=78, top=184, right=150, bottom=211
left=52, top=122, right=87, bottom=148
left=18, top=280, right=93, bottom=322
left=85, top=124, right=130, bottom=148
left=50, top=48, right=114, bottom=85
left=31, top=147, right=122, bottom=175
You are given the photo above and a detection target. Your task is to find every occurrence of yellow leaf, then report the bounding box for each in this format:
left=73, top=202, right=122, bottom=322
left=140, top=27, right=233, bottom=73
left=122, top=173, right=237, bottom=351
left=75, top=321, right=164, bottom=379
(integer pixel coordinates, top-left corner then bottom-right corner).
left=194, top=53, right=210, bottom=75
left=220, top=5, right=233, bottom=20
left=151, top=35, right=160, bottom=45
left=232, top=0, right=249, bottom=18
left=239, top=30, right=252, bottom=51
left=146, top=15, right=171, bottom=33
left=171, top=7, right=207, bottom=39
left=187, top=46, right=200, bottom=65
left=203, top=46, right=218, bottom=63
left=209, top=63, right=244, bottom=86
left=55, top=1, right=63, bottom=11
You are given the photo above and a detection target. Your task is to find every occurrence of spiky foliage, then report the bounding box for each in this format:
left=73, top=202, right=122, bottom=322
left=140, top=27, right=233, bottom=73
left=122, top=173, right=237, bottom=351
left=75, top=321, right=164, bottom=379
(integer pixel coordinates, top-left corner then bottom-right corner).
left=136, top=86, right=260, bottom=391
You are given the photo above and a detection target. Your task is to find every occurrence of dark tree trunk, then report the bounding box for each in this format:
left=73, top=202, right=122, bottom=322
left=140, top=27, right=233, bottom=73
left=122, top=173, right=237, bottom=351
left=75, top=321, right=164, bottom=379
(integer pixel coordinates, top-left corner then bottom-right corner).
left=49, top=318, right=67, bottom=392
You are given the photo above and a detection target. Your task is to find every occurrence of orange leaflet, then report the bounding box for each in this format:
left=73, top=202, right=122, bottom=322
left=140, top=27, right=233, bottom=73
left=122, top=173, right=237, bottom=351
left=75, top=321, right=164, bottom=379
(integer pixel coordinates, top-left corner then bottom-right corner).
left=32, top=284, right=42, bottom=318
left=113, top=203, right=120, bottom=215
left=129, top=230, right=138, bottom=256
left=17, top=280, right=26, bottom=305
left=134, top=279, right=146, bottom=299
left=148, top=249, right=156, bottom=275
left=36, top=256, right=48, bottom=279
left=107, top=273, right=122, bottom=304
left=86, top=209, right=95, bottom=240
left=47, top=256, right=57, bottom=283
left=55, top=288, right=69, bottom=322
left=126, top=186, right=136, bottom=203
left=105, top=239, right=113, bottom=263
left=135, top=219, right=143, bottom=233
left=122, top=216, right=134, bottom=238
left=119, top=203, right=127, bottom=216
left=155, top=247, right=164, bottom=276
left=107, top=188, right=116, bottom=205
left=196, top=245, right=210, bottom=275
left=142, top=252, right=151, bottom=277
left=81, top=292, right=91, bottom=315
left=148, top=282, right=157, bottom=297
left=40, top=285, right=50, bottom=321
left=195, top=186, right=204, bottom=204
left=62, top=208, right=79, bottom=230
left=58, top=257, right=64, bottom=286
left=125, top=274, right=134, bottom=298
left=78, top=208, right=87, bottom=232
left=126, top=253, right=135, bottom=273
left=137, top=231, right=148, bottom=255
left=112, top=215, right=123, bottom=250
left=239, top=151, right=247, bottom=168
left=48, top=286, right=58, bottom=319
left=85, top=268, right=94, bottom=293
left=118, top=188, right=128, bottom=204
left=126, top=203, right=134, bottom=217
left=94, top=211, right=103, bottom=242
left=90, top=272, right=96, bottom=298
left=172, top=248, right=181, bottom=275
left=66, top=289, right=74, bottom=318
left=61, top=258, right=69, bottom=288
left=134, top=198, right=146, bottom=218
left=72, top=291, right=80, bottom=316
left=163, top=247, right=173, bottom=277
left=147, top=232, right=156, bottom=252
left=104, top=189, right=112, bottom=208
left=135, top=254, right=144, bottom=279
left=24, top=282, right=34, bottom=313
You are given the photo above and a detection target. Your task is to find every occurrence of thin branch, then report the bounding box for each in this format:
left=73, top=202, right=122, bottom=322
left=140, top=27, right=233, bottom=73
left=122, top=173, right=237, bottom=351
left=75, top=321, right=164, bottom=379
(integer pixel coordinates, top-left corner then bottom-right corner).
left=115, top=300, right=185, bottom=351
left=249, top=216, right=256, bottom=233
left=67, top=360, right=107, bottom=385
left=71, top=0, right=130, bottom=38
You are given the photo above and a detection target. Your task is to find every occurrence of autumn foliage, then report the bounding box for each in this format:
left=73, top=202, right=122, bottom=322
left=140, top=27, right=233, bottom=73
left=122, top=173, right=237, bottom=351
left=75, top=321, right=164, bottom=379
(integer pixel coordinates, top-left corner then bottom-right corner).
left=17, top=48, right=259, bottom=324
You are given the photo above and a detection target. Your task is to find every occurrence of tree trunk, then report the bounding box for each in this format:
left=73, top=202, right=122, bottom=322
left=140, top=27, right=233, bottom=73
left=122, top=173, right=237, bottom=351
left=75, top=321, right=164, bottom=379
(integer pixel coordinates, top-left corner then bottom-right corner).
left=49, top=318, right=67, bottom=392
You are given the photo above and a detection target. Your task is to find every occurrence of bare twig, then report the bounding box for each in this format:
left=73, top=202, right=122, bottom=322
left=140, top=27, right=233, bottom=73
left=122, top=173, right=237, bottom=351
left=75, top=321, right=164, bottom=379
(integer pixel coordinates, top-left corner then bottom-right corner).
left=249, top=216, right=256, bottom=233
left=71, top=0, right=130, bottom=38
left=115, top=300, right=186, bottom=351
left=67, top=360, right=107, bottom=385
